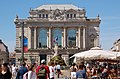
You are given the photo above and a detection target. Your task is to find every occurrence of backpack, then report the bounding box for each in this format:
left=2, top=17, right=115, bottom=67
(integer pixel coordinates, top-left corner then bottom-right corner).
left=23, top=72, right=28, bottom=79
left=37, top=65, right=46, bottom=77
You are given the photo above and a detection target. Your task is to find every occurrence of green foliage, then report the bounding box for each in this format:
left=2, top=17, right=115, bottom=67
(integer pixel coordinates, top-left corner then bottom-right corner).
left=48, top=55, right=66, bottom=66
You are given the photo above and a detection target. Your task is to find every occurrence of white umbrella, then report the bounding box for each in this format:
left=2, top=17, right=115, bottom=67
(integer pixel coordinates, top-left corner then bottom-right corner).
left=70, top=47, right=116, bottom=60
left=112, top=51, right=120, bottom=58
left=117, top=52, right=120, bottom=57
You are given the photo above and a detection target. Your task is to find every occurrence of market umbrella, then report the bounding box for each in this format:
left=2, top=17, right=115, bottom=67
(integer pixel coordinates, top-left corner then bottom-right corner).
left=112, top=51, right=120, bottom=58
left=70, top=47, right=116, bottom=61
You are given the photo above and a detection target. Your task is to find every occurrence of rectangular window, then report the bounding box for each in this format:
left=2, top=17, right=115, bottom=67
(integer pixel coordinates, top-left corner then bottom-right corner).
left=90, top=39, right=94, bottom=47
left=74, top=14, right=76, bottom=18
left=43, top=14, right=45, bottom=18
left=70, top=14, right=72, bottom=18
left=39, top=14, right=41, bottom=18
left=67, top=14, right=69, bottom=18
left=46, top=14, right=48, bottom=18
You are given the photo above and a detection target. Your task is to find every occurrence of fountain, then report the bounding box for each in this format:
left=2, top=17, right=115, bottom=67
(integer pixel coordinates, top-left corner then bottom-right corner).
left=48, top=43, right=66, bottom=66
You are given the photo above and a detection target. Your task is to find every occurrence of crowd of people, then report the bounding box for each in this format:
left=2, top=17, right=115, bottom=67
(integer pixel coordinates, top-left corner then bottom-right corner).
left=0, top=59, right=63, bottom=79
left=69, top=62, right=119, bottom=79
left=0, top=60, right=119, bottom=79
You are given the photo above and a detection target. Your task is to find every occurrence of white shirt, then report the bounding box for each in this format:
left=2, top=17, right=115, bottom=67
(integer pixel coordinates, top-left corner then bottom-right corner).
left=12, top=66, right=16, bottom=73
left=28, top=71, right=36, bottom=79
left=49, top=66, right=55, bottom=78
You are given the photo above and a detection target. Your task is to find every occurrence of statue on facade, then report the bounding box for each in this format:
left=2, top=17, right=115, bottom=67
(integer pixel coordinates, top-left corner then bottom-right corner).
left=50, top=9, right=65, bottom=20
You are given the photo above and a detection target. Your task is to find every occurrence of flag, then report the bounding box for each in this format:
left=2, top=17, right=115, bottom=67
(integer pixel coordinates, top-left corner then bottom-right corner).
left=23, top=38, right=28, bottom=52
left=23, top=38, right=28, bottom=46
left=24, top=46, right=28, bottom=52
left=55, top=35, right=58, bottom=42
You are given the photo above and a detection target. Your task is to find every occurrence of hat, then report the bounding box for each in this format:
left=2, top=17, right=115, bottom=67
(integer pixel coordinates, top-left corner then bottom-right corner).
left=86, top=64, right=90, bottom=67
left=41, top=59, right=45, bottom=64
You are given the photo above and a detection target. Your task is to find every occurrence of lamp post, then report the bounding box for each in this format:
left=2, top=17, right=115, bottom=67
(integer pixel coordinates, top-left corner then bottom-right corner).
left=14, top=15, right=26, bottom=64
left=21, top=21, right=25, bottom=64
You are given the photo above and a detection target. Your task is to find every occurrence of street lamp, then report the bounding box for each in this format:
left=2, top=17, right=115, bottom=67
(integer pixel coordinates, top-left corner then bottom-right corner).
left=14, top=15, right=26, bottom=64
left=16, top=21, right=26, bottom=64
left=21, top=21, right=25, bottom=64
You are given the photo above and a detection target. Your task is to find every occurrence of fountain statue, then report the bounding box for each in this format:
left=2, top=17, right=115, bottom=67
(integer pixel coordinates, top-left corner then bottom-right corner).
left=53, top=43, right=58, bottom=57
left=48, top=42, right=66, bottom=66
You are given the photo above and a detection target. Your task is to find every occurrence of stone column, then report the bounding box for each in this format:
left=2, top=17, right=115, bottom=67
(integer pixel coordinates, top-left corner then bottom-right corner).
left=76, top=31, right=78, bottom=48
left=34, top=27, right=37, bottom=49
left=37, top=28, right=40, bottom=48
left=78, top=27, right=81, bottom=48
left=63, top=28, right=67, bottom=48
left=47, top=32, right=49, bottom=48
left=49, top=28, right=52, bottom=49
left=28, top=27, right=31, bottom=49
left=83, top=27, right=86, bottom=49
left=62, top=32, right=64, bottom=48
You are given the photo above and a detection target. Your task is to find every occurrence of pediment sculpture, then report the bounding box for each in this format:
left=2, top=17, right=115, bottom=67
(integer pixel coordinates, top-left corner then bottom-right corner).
left=50, top=9, right=65, bottom=20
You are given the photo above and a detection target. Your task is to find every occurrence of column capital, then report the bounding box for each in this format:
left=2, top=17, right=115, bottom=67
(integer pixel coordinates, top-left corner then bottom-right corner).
left=82, top=26, right=87, bottom=28
left=49, top=27, right=53, bottom=29
left=35, top=26, right=38, bottom=28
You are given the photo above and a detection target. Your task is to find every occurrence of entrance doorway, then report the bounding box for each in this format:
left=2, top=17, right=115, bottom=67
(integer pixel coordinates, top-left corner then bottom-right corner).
left=39, top=54, right=47, bottom=64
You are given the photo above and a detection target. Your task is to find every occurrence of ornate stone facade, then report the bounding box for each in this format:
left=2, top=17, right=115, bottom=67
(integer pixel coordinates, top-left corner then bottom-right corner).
left=14, top=4, right=101, bottom=65
left=111, top=39, right=120, bottom=52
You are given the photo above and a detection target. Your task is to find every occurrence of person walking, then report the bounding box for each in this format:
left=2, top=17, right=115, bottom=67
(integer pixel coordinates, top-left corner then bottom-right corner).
left=23, top=63, right=37, bottom=79
left=49, top=62, right=55, bottom=79
left=70, top=63, right=78, bottom=79
left=36, top=59, right=50, bottom=79
left=76, top=63, right=87, bottom=79
left=55, top=63, right=62, bottom=78
left=12, top=64, right=17, bottom=78
left=16, top=62, right=28, bottom=79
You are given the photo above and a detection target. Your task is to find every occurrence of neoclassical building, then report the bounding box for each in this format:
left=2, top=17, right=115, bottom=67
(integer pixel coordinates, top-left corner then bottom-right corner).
left=14, top=4, right=101, bottom=65
left=111, top=39, right=120, bottom=52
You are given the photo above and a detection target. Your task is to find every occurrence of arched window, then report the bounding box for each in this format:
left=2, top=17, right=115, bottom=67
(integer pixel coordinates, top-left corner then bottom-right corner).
left=38, top=28, right=48, bottom=48
left=67, top=29, right=77, bottom=48
left=52, top=28, right=62, bottom=48
left=89, top=34, right=95, bottom=48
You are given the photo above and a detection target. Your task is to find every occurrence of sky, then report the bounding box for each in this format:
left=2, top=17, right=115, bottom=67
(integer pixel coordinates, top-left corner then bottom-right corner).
left=0, top=0, right=120, bottom=52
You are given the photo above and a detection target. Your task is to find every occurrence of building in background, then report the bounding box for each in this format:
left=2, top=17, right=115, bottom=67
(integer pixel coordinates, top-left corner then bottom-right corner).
left=111, top=39, right=120, bottom=52
left=0, top=40, right=9, bottom=64
left=9, top=52, right=16, bottom=65
left=14, top=4, right=101, bottom=65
